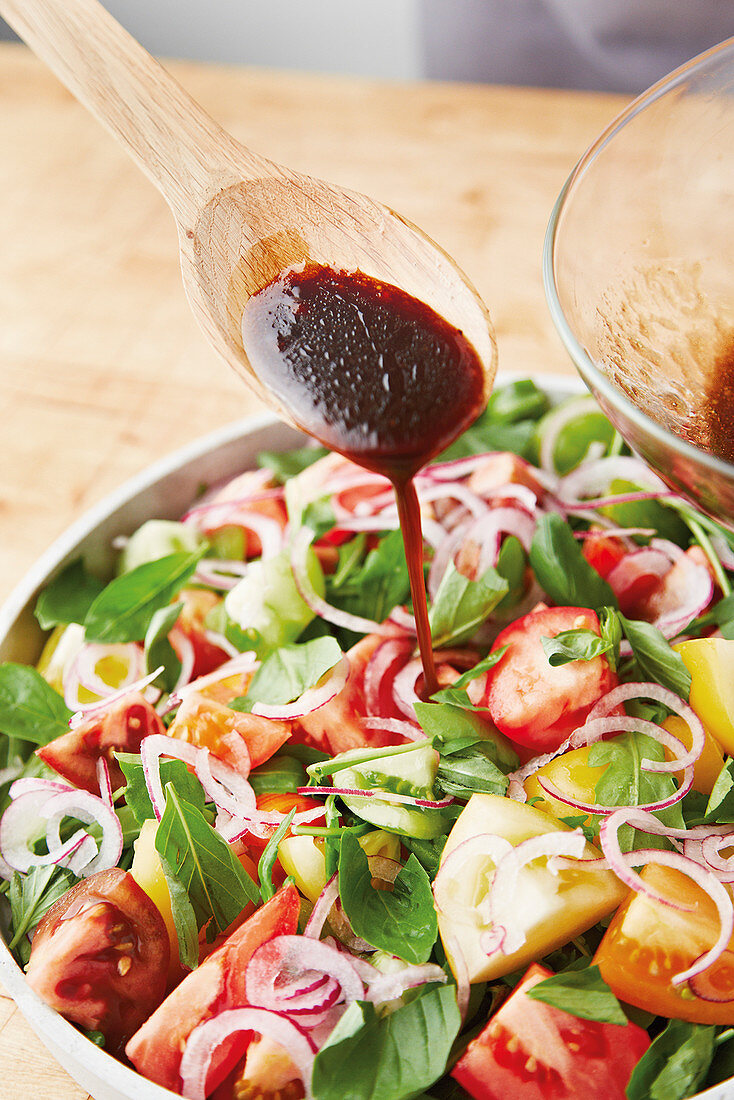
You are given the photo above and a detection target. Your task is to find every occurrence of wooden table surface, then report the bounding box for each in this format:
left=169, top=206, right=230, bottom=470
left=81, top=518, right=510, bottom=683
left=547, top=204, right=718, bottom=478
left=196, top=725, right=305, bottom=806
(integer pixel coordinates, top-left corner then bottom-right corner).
left=0, top=42, right=627, bottom=1098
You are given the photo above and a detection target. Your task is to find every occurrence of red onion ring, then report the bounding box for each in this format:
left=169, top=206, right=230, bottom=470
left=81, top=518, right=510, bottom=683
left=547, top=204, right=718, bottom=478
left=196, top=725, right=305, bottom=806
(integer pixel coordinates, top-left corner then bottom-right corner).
left=245, top=934, right=364, bottom=1021
left=96, top=757, right=114, bottom=809
left=139, top=734, right=255, bottom=823
left=249, top=655, right=349, bottom=720
left=42, top=789, right=123, bottom=877
left=301, top=785, right=453, bottom=809
left=68, top=665, right=163, bottom=728
left=179, top=1007, right=315, bottom=1100
left=600, top=808, right=734, bottom=985
left=588, top=682, right=705, bottom=773
left=303, top=874, right=340, bottom=940
left=361, top=716, right=426, bottom=742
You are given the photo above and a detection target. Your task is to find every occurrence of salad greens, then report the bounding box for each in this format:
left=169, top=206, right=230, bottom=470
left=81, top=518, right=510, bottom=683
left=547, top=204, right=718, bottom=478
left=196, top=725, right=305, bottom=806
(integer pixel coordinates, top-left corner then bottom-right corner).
left=3, top=378, right=734, bottom=1100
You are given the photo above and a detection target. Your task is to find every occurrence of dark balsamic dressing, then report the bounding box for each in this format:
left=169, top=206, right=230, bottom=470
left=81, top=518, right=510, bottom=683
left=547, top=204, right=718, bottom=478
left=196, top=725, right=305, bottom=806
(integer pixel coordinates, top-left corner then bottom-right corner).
left=241, top=263, right=487, bottom=694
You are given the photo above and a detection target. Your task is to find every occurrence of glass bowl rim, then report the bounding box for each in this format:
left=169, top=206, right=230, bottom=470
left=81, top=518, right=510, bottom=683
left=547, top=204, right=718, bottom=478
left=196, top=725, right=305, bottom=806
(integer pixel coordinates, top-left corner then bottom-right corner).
left=543, top=33, right=734, bottom=486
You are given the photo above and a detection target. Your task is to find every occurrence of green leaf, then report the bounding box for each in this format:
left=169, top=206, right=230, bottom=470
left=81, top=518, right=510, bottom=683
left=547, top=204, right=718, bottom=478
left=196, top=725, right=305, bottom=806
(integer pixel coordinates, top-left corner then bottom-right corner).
left=84, top=551, right=203, bottom=643
left=155, top=785, right=259, bottom=934
left=158, top=852, right=199, bottom=970
left=589, top=731, right=684, bottom=851
left=526, top=963, right=627, bottom=1024
left=529, top=513, right=617, bottom=610
left=435, top=743, right=509, bottom=799
left=429, top=561, right=508, bottom=648
left=232, top=636, right=343, bottom=714
left=619, top=615, right=692, bottom=699
left=485, top=379, right=549, bottom=424
left=625, top=1019, right=716, bottom=1100
left=34, top=559, right=104, bottom=630
left=494, top=535, right=527, bottom=613
left=704, top=759, right=734, bottom=823
left=257, top=444, right=328, bottom=483
left=312, top=986, right=461, bottom=1100
left=117, top=752, right=205, bottom=826
left=249, top=755, right=308, bottom=797
left=258, top=807, right=297, bottom=902
left=338, top=832, right=437, bottom=964
left=401, top=835, right=448, bottom=881
left=328, top=530, right=411, bottom=627
left=436, top=648, right=509, bottom=694
left=143, top=602, right=182, bottom=692
left=542, top=628, right=614, bottom=667
left=8, top=865, right=77, bottom=954
left=0, top=663, right=72, bottom=744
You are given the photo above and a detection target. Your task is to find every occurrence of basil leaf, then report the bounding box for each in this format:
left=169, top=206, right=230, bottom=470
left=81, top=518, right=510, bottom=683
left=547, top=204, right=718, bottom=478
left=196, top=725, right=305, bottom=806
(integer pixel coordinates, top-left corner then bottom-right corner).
left=436, top=648, right=509, bottom=694
left=155, top=784, right=258, bottom=935
left=34, top=559, right=104, bottom=630
left=258, top=807, right=296, bottom=902
left=143, top=602, right=182, bottom=692
left=438, top=412, right=539, bottom=462
left=485, top=379, right=549, bottom=424
left=231, top=636, right=343, bottom=712
left=525, top=963, right=627, bottom=1024
left=494, top=535, right=527, bottom=612
left=117, top=752, right=206, bottom=826
left=257, top=444, right=328, bottom=483
left=158, top=852, right=199, bottom=971
left=0, top=663, right=72, bottom=744
left=588, top=732, right=684, bottom=851
left=529, top=513, right=617, bottom=609
left=626, top=1019, right=716, bottom=1100
left=328, top=530, right=410, bottom=626
left=331, top=533, right=368, bottom=589
left=435, top=743, right=508, bottom=799
left=8, top=865, right=77, bottom=956
left=619, top=615, right=692, bottom=699
left=312, top=986, right=461, bottom=1100
left=249, top=755, right=308, bottom=797
left=429, top=562, right=508, bottom=648
left=402, top=835, right=448, bottom=881
left=704, top=759, right=734, bottom=823
left=559, top=815, right=598, bottom=843
left=84, top=551, right=202, bottom=643
left=339, top=832, right=437, bottom=964
left=599, top=606, right=622, bottom=672
left=542, top=628, right=612, bottom=667
left=414, top=698, right=517, bottom=764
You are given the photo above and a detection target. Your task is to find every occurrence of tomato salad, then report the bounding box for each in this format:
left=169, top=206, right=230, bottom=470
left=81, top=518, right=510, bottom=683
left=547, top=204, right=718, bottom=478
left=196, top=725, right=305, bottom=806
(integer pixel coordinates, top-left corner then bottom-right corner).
left=3, top=380, right=734, bottom=1099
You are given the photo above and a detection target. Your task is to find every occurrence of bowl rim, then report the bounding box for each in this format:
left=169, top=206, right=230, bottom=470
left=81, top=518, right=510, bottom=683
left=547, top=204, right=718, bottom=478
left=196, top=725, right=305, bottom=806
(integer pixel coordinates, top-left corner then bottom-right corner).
left=542, top=33, right=734, bottom=487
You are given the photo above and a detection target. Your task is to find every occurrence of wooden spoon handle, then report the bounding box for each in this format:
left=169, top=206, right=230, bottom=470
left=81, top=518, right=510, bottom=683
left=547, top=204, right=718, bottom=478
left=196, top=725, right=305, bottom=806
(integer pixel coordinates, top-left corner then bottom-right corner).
left=0, top=0, right=269, bottom=221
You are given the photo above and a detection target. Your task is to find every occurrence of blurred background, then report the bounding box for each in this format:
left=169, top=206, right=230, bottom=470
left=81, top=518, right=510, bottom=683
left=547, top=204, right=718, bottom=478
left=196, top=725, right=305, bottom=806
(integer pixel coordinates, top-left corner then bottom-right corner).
left=1, top=0, right=732, bottom=93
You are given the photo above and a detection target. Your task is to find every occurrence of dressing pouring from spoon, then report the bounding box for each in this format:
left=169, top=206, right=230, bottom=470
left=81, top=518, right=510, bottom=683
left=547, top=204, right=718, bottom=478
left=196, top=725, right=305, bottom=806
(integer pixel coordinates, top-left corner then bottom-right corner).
left=0, top=0, right=497, bottom=694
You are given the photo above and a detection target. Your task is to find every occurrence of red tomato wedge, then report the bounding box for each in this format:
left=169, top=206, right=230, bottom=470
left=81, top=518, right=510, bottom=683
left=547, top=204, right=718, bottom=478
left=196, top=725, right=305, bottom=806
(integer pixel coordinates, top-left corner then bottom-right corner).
left=451, top=963, right=650, bottom=1100
left=470, top=607, right=616, bottom=754
left=26, top=868, right=169, bottom=1053
left=167, top=692, right=291, bottom=774
left=581, top=531, right=627, bottom=579
left=36, top=692, right=164, bottom=795
left=125, top=883, right=300, bottom=1094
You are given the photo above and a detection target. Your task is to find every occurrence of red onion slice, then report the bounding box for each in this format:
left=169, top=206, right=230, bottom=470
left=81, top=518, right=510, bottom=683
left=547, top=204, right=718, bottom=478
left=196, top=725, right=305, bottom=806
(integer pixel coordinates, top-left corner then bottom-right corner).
left=97, top=757, right=114, bottom=809
left=304, top=874, right=340, bottom=940
left=245, top=934, right=364, bottom=1018
left=179, top=1007, right=315, bottom=1100
left=365, top=961, right=448, bottom=1006
left=363, top=636, right=414, bottom=716
left=68, top=665, right=163, bottom=728
left=64, top=642, right=147, bottom=712
left=361, top=716, right=426, bottom=742
left=557, top=456, right=669, bottom=502
left=250, top=655, right=349, bottom=720
left=588, top=682, right=706, bottom=774
left=433, top=833, right=514, bottom=925
left=301, top=785, right=452, bottom=809
left=42, top=789, right=123, bottom=876
left=0, top=790, right=93, bottom=873
left=171, top=651, right=259, bottom=706
left=140, top=733, right=255, bottom=823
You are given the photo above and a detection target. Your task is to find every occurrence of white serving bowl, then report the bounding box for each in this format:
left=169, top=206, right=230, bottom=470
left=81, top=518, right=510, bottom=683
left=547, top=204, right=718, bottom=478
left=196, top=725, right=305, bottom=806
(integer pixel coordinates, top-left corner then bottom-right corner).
left=0, top=375, right=729, bottom=1100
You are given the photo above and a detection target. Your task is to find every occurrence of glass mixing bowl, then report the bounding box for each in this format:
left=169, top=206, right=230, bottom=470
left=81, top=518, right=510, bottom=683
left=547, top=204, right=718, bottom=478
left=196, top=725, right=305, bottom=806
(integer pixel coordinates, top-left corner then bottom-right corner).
left=544, top=36, right=734, bottom=526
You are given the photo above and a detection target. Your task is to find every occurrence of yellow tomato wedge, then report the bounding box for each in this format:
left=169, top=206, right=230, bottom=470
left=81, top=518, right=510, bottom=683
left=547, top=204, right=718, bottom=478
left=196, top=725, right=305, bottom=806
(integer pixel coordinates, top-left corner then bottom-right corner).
left=674, top=638, right=734, bottom=754
left=436, top=793, right=626, bottom=983
left=130, top=819, right=180, bottom=984
left=664, top=714, right=724, bottom=796
left=523, top=745, right=606, bottom=830
left=595, top=863, right=734, bottom=1024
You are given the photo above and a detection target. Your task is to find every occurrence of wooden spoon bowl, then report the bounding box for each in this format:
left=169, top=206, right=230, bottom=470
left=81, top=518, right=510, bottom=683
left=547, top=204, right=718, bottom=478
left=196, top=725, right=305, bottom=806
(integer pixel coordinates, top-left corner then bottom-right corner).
left=0, top=0, right=497, bottom=428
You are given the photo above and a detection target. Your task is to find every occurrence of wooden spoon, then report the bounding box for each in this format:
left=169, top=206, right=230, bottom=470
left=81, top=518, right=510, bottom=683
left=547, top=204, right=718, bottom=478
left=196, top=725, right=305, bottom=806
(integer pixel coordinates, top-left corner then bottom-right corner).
left=0, top=0, right=497, bottom=426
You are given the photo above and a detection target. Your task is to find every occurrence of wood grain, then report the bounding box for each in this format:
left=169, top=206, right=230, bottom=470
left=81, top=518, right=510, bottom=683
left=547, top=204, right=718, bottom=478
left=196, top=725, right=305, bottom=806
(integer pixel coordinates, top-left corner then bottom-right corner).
left=0, top=41, right=628, bottom=1097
